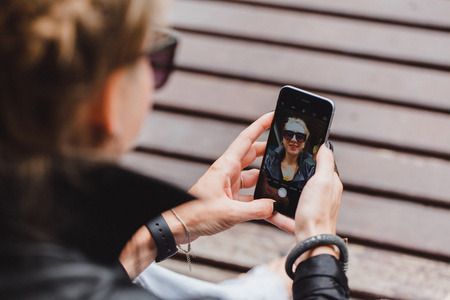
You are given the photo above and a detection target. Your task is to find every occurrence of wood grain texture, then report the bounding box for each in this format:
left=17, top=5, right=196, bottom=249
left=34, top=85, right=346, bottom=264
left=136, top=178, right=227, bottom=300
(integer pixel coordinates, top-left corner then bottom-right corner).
left=338, top=191, right=450, bottom=259
left=217, top=0, right=450, bottom=30
left=121, top=151, right=209, bottom=190
left=137, top=111, right=450, bottom=206
left=156, top=71, right=450, bottom=158
left=173, top=0, right=450, bottom=68
left=175, top=32, right=450, bottom=112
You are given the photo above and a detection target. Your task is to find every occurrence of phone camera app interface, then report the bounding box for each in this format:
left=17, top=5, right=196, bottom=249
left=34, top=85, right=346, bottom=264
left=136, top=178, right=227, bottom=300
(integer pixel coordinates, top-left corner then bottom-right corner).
left=254, top=100, right=330, bottom=218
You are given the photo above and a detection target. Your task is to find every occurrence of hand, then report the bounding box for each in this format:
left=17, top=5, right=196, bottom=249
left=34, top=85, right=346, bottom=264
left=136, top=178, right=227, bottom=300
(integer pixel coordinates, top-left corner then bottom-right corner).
left=170, top=112, right=277, bottom=240
left=295, top=144, right=343, bottom=243
left=119, top=112, right=296, bottom=279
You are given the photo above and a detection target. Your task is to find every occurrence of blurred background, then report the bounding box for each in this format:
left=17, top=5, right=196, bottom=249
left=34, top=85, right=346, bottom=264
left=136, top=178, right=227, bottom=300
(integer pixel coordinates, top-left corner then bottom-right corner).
left=122, top=0, right=450, bottom=299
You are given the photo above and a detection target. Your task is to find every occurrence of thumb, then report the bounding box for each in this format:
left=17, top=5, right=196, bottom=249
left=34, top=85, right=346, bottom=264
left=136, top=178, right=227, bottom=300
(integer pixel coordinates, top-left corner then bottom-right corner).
left=266, top=213, right=296, bottom=235
left=234, top=199, right=275, bottom=221
left=314, top=144, right=335, bottom=176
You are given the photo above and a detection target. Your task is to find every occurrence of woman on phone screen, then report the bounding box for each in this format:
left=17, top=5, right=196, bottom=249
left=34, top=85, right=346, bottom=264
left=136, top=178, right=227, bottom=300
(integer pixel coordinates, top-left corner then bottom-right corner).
left=263, top=117, right=315, bottom=217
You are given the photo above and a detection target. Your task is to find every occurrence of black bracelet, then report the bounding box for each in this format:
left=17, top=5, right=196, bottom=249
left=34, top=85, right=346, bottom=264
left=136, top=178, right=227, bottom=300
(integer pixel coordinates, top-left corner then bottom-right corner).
left=285, top=234, right=349, bottom=280
left=145, top=214, right=177, bottom=262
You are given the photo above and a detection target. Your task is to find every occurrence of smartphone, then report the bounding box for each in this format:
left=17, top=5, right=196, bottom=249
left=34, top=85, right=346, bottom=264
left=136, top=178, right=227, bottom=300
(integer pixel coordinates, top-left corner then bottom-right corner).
left=254, top=86, right=335, bottom=218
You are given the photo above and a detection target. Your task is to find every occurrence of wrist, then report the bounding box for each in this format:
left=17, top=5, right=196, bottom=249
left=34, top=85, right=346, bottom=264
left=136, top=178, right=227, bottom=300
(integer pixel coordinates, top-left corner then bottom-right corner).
left=295, top=225, right=336, bottom=244
left=285, top=234, right=349, bottom=280
left=119, top=225, right=157, bottom=280
left=294, top=245, right=338, bottom=267
left=162, top=209, right=189, bottom=244
left=310, top=245, right=339, bottom=258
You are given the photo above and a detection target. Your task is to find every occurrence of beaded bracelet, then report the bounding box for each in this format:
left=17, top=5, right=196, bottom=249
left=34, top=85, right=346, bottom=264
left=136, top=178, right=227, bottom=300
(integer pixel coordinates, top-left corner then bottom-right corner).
left=285, top=234, right=349, bottom=280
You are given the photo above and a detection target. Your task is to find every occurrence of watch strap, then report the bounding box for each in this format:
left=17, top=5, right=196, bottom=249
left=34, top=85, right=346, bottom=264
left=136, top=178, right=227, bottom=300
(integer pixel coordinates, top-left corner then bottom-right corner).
left=146, top=214, right=177, bottom=262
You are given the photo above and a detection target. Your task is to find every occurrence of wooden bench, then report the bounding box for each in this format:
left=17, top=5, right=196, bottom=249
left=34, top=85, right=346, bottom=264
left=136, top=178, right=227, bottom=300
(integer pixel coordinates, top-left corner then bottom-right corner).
left=121, top=0, right=450, bottom=299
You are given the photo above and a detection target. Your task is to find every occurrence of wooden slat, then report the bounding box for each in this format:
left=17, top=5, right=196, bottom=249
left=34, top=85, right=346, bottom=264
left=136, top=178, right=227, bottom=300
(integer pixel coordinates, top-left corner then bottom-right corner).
left=175, top=32, right=450, bottom=112
left=121, top=151, right=257, bottom=196
left=156, top=71, right=450, bottom=158
left=172, top=0, right=450, bottom=69
left=121, top=151, right=209, bottom=190
left=218, top=0, right=450, bottom=30
left=334, top=142, right=450, bottom=206
left=121, top=152, right=450, bottom=260
left=338, top=191, right=450, bottom=260
left=138, top=111, right=450, bottom=206
left=138, top=111, right=266, bottom=164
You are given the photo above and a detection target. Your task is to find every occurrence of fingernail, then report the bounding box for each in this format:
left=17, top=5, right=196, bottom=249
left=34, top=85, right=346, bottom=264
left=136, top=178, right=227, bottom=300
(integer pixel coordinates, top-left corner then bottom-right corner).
left=334, top=164, right=340, bottom=176
left=272, top=201, right=281, bottom=214
left=327, top=141, right=334, bottom=151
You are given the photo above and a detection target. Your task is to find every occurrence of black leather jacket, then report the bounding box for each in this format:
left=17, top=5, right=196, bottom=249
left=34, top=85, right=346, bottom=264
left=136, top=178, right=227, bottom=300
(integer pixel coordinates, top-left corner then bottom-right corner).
left=264, top=145, right=316, bottom=189
left=263, top=145, right=316, bottom=217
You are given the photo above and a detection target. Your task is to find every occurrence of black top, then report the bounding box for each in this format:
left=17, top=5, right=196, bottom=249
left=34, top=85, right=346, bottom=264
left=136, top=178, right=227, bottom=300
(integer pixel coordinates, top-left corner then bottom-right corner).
left=263, top=145, right=316, bottom=218
left=264, top=145, right=316, bottom=189
left=0, top=161, right=194, bottom=264
left=293, top=254, right=350, bottom=300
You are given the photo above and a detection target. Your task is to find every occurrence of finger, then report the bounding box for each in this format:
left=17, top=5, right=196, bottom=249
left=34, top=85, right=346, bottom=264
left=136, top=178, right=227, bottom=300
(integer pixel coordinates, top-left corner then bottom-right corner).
left=240, top=141, right=266, bottom=168
left=314, top=144, right=336, bottom=176
left=225, top=112, right=273, bottom=161
left=233, top=199, right=275, bottom=221
left=237, top=195, right=254, bottom=202
left=328, top=142, right=340, bottom=176
left=265, top=213, right=295, bottom=235
left=240, top=169, right=260, bottom=189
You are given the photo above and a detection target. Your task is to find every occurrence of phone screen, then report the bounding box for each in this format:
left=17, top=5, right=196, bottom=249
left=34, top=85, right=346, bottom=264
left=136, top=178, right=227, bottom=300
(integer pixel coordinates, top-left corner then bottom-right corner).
left=254, top=86, right=334, bottom=218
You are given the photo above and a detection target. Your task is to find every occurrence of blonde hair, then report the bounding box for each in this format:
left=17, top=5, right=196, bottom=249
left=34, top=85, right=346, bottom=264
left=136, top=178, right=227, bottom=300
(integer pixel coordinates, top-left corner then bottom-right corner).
left=0, top=0, right=164, bottom=235
left=0, top=0, right=162, bottom=155
left=284, top=117, right=310, bottom=140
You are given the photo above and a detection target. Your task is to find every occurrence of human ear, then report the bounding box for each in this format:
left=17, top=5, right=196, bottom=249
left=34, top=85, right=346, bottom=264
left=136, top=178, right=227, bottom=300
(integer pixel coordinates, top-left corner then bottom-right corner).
left=89, top=67, right=129, bottom=141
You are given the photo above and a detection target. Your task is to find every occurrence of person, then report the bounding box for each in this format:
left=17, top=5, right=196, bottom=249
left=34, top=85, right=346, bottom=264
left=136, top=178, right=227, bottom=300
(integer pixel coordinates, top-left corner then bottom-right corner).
left=0, top=0, right=348, bottom=299
left=260, top=117, right=315, bottom=217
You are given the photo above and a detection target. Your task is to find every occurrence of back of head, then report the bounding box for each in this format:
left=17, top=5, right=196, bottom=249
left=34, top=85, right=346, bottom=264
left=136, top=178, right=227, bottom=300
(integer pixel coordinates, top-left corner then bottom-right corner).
left=0, top=0, right=160, bottom=155
left=0, top=0, right=164, bottom=240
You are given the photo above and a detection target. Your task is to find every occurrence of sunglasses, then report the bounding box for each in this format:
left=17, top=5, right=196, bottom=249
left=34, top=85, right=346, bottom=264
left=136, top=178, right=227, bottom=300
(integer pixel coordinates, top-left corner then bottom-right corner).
left=146, top=30, right=179, bottom=89
left=283, top=130, right=307, bottom=143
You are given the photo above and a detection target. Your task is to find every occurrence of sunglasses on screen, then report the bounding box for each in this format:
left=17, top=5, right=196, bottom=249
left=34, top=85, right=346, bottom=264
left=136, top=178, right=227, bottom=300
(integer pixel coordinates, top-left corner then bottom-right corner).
left=283, top=130, right=307, bottom=143
left=146, top=29, right=179, bottom=89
